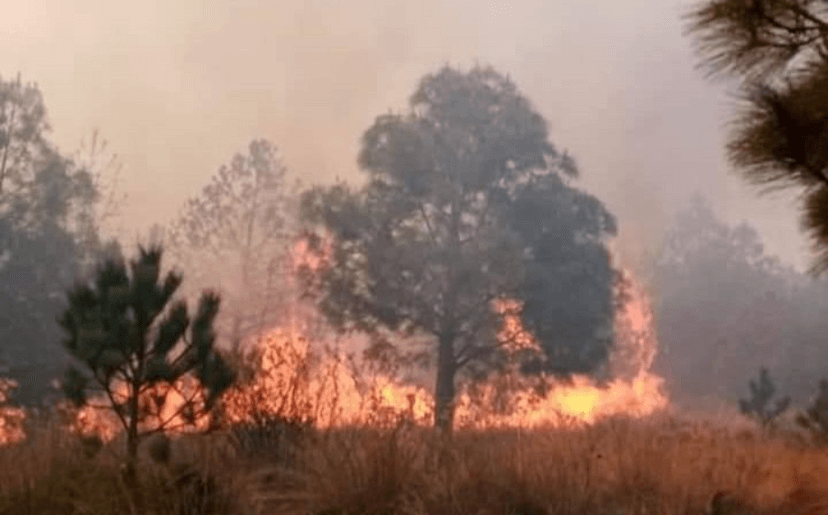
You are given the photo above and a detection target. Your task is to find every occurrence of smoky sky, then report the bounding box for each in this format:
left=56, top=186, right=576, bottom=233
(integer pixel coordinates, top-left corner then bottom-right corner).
left=0, top=0, right=810, bottom=269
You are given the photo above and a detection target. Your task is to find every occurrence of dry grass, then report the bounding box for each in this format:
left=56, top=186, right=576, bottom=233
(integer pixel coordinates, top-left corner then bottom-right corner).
left=0, top=415, right=246, bottom=515
left=3, top=409, right=828, bottom=514
left=3, top=412, right=826, bottom=514
left=275, top=417, right=828, bottom=515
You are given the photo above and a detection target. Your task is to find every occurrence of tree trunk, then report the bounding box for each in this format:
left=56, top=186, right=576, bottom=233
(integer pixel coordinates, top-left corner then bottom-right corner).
left=121, top=386, right=142, bottom=514
left=434, top=332, right=457, bottom=434
left=124, top=382, right=140, bottom=488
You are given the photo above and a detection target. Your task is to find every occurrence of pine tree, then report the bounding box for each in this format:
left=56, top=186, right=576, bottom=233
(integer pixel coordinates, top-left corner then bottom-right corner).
left=58, top=244, right=236, bottom=482
left=738, top=367, right=790, bottom=431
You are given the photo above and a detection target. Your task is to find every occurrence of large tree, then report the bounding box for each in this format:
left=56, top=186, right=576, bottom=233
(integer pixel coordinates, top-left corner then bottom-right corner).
left=166, top=139, right=296, bottom=351
left=686, top=0, right=828, bottom=272
left=300, top=65, right=617, bottom=432
left=0, top=74, right=116, bottom=404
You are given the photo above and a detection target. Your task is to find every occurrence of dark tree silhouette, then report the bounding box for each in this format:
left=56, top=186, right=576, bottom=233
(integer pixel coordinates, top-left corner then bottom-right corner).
left=739, top=367, right=790, bottom=430
left=58, top=245, right=235, bottom=481
left=687, top=0, right=828, bottom=272
left=300, top=65, right=617, bottom=432
left=0, top=73, right=117, bottom=405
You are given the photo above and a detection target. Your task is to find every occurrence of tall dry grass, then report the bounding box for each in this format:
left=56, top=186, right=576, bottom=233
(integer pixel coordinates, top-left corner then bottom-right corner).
left=272, top=417, right=828, bottom=515
left=3, top=406, right=828, bottom=514
left=1, top=334, right=827, bottom=515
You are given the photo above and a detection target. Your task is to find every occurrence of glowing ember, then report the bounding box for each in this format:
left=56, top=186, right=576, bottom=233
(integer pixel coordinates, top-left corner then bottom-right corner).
left=493, top=298, right=541, bottom=355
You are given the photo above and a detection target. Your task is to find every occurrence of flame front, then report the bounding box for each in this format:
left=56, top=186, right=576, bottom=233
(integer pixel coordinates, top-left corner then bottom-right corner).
left=220, top=264, right=668, bottom=431
left=452, top=268, right=668, bottom=428
left=26, top=245, right=670, bottom=443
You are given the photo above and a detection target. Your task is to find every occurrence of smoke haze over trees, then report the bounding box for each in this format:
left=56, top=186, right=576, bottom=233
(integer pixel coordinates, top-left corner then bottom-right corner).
left=0, top=74, right=119, bottom=405
left=654, top=196, right=828, bottom=409
left=165, top=139, right=299, bottom=353
left=2, top=0, right=828, bottom=424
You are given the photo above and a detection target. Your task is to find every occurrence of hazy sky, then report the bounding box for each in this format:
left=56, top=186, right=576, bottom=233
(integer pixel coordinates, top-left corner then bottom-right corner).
left=0, top=0, right=810, bottom=270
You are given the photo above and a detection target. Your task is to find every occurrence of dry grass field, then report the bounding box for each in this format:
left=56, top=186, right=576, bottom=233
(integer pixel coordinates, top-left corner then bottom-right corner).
left=0, top=283, right=819, bottom=515
left=0, top=411, right=827, bottom=515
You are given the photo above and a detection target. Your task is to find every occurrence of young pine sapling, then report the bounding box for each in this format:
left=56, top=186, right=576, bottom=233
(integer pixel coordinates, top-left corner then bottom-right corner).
left=58, top=245, right=236, bottom=482
left=738, top=367, right=790, bottom=431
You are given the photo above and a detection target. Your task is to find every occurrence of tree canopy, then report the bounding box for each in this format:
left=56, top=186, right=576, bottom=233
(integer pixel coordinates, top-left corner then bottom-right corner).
left=59, top=245, right=235, bottom=479
left=300, top=65, right=617, bottom=431
left=0, top=74, right=118, bottom=405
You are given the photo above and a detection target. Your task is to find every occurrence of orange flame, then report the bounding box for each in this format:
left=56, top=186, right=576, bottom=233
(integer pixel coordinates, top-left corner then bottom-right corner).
left=453, top=268, right=668, bottom=428
left=221, top=327, right=434, bottom=428
left=0, top=238, right=668, bottom=444
left=219, top=263, right=668, bottom=431
left=0, top=379, right=26, bottom=445
left=68, top=375, right=213, bottom=442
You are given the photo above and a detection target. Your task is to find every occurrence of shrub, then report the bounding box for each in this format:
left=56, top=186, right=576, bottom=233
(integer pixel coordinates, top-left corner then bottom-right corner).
left=738, top=368, right=790, bottom=431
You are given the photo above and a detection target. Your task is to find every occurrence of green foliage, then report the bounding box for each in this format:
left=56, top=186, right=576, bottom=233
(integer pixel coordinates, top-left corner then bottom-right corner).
left=0, top=74, right=122, bottom=406
left=57, top=244, right=236, bottom=470
left=300, top=64, right=617, bottom=431
left=686, top=0, right=828, bottom=273
left=738, top=368, right=790, bottom=430
left=796, top=379, right=828, bottom=444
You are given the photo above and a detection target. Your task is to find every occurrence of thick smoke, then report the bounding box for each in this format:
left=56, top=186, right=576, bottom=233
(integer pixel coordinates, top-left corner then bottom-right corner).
left=0, top=0, right=822, bottom=416
left=0, top=0, right=808, bottom=269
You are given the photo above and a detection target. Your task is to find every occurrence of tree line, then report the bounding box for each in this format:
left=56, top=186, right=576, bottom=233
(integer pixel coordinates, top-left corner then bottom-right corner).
left=0, top=66, right=621, bottom=436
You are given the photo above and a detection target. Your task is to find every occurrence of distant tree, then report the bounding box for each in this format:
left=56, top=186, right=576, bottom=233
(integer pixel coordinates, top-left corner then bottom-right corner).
left=738, top=367, right=790, bottom=431
left=654, top=196, right=828, bottom=407
left=686, top=0, right=828, bottom=273
left=58, top=245, right=235, bottom=481
left=796, top=378, right=828, bottom=444
left=0, top=73, right=117, bottom=405
left=167, top=140, right=296, bottom=352
left=70, top=128, right=127, bottom=273
left=300, top=65, right=617, bottom=432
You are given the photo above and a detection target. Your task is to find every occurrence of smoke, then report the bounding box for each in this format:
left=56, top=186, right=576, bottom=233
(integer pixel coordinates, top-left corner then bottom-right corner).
left=0, top=0, right=809, bottom=269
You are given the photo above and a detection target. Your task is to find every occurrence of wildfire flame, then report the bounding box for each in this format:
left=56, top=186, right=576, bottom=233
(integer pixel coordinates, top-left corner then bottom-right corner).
left=67, top=375, right=213, bottom=443
left=220, top=327, right=434, bottom=428
left=219, top=259, right=668, bottom=431
left=453, top=269, right=668, bottom=428
left=0, top=237, right=669, bottom=444
left=0, top=379, right=25, bottom=444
